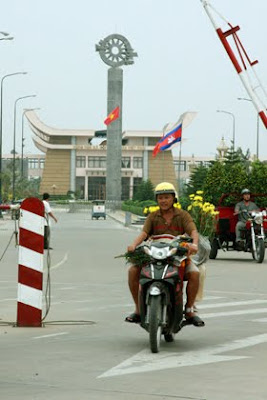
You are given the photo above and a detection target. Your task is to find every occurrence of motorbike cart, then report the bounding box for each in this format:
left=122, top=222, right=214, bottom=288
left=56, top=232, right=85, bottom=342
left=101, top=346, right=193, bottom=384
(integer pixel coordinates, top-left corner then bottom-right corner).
left=209, top=193, right=267, bottom=263
left=91, top=200, right=106, bottom=220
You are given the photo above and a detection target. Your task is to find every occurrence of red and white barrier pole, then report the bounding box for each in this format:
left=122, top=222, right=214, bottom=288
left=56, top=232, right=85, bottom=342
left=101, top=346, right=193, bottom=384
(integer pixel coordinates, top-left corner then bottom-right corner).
left=17, top=198, right=44, bottom=327
left=201, top=0, right=267, bottom=129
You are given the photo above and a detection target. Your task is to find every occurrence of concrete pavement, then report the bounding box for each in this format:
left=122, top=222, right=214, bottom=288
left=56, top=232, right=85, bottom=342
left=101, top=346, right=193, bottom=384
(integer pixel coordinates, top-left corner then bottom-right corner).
left=0, top=212, right=267, bottom=400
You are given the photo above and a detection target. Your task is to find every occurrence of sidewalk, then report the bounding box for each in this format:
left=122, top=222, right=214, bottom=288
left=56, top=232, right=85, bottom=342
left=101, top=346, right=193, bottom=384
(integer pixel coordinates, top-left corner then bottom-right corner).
left=107, top=210, right=143, bottom=230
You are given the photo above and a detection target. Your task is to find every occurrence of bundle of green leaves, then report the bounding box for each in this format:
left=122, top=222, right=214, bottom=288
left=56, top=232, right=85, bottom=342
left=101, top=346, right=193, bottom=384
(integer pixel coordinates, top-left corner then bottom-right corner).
left=115, top=246, right=151, bottom=265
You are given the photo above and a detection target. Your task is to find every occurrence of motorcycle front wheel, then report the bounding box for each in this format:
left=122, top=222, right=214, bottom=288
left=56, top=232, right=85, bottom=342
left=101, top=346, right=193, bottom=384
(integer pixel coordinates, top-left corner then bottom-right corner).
left=149, top=296, right=162, bottom=353
left=252, top=238, right=265, bottom=263
left=209, top=238, right=218, bottom=259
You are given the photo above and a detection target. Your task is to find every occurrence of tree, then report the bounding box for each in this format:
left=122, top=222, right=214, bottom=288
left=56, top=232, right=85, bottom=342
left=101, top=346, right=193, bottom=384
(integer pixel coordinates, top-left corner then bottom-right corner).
left=1, top=160, right=40, bottom=201
left=224, top=145, right=250, bottom=165
left=133, top=179, right=154, bottom=201
left=201, top=148, right=267, bottom=206
left=248, top=160, right=267, bottom=206
left=185, top=164, right=209, bottom=196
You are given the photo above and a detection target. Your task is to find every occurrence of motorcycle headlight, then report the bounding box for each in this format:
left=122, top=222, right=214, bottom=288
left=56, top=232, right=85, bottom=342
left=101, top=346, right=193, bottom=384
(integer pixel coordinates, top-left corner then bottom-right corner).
left=150, top=246, right=168, bottom=260
left=254, top=214, right=263, bottom=224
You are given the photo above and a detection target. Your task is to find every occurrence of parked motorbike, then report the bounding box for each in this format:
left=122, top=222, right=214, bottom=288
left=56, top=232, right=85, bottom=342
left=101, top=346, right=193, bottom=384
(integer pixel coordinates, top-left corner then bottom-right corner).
left=238, top=210, right=266, bottom=263
left=138, top=234, right=196, bottom=353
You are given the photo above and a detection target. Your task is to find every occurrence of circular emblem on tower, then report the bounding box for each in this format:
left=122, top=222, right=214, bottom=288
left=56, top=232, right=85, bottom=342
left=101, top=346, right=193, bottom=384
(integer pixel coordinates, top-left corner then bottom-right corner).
left=96, top=34, right=138, bottom=67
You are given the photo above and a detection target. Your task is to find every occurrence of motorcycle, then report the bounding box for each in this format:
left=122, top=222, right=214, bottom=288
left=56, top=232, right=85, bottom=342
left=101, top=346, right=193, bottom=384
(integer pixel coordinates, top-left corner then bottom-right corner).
left=138, top=234, right=197, bottom=353
left=211, top=209, right=266, bottom=263
left=238, top=210, right=266, bottom=263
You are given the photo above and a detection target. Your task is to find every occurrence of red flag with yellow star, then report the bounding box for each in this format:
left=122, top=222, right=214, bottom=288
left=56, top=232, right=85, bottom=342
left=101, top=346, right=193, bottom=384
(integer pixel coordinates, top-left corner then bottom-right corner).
left=104, top=106, right=120, bottom=125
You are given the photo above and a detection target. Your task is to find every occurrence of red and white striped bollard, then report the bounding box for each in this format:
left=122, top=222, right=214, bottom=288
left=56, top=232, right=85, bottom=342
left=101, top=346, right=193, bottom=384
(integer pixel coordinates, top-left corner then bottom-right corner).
left=17, top=198, right=44, bottom=327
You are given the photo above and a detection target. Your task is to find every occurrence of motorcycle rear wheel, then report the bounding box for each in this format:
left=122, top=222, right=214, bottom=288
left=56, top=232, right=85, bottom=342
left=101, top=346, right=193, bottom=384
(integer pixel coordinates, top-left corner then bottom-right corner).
left=149, top=296, right=162, bottom=353
left=252, top=238, right=265, bottom=263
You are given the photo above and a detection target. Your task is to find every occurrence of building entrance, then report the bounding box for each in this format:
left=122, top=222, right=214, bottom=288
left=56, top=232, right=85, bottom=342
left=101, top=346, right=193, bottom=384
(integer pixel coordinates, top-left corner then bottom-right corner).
left=88, top=177, right=106, bottom=200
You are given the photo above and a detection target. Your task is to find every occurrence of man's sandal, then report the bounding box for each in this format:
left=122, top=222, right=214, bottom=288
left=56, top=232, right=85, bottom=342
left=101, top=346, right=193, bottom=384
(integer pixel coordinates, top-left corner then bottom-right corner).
left=185, top=307, right=205, bottom=327
left=125, top=313, right=141, bottom=323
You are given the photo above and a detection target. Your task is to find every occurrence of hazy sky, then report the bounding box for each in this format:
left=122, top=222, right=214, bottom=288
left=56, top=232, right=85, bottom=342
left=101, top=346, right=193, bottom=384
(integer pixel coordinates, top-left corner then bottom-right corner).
left=1, top=0, right=267, bottom=159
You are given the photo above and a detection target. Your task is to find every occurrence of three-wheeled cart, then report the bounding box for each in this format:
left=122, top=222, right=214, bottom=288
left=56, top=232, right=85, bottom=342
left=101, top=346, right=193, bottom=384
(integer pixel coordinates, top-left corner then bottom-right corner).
left=91, top=200, right=106, bottom=220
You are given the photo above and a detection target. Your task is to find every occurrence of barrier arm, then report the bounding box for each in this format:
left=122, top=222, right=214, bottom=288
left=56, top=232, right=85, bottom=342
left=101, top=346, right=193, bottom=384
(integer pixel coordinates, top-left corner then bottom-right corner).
left=0, top=204, right=20, bottom=210
left=201, top=0, right=267, bottom=129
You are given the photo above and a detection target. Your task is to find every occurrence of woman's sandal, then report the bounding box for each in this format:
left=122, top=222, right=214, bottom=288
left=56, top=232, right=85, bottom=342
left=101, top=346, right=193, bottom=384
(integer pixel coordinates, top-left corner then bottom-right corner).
left=185, top=307, right=205, bottom=327
left=125, top=312, right=141, bottom=323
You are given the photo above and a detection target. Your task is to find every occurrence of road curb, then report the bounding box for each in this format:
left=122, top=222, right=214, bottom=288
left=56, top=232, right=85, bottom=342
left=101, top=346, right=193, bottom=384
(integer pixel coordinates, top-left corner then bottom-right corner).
left=107, top=213, right=142, bottom=231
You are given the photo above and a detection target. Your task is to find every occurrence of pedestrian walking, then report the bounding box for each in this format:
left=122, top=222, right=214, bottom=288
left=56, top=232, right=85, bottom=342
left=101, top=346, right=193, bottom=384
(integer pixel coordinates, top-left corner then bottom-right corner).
left=42, top=193, right=57, bottom=249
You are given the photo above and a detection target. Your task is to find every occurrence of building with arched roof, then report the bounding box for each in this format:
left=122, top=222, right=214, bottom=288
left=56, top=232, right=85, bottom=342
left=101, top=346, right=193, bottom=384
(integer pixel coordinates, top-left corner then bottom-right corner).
left=25, top=111, right=177, bottom=199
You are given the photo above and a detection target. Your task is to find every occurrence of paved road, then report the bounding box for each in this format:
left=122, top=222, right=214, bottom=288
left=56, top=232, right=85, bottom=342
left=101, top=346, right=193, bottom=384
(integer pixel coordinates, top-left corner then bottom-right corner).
left=0, top=212, right=267, bottom=400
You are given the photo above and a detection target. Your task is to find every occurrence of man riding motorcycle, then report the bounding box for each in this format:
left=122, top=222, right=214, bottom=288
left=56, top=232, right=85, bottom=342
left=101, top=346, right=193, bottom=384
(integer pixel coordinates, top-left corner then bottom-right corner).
left=125, top=182, right=205, bottom=327
left=234, top=188, right=259, bottom=246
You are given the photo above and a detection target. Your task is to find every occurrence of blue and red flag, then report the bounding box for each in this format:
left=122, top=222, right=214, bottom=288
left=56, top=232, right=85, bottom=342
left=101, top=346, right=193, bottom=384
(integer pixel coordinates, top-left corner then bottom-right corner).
left=152, top=111, right=197, bottom=157
left=153, top=122, right=182, bottom=157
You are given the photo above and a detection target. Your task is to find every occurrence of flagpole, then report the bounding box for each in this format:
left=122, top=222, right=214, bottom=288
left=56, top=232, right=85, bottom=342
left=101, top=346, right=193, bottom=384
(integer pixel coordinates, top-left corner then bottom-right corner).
left=161, top=151, right=165, bottom=181
left=178, top=140, right=182, bottom=196
left=161, top=123, right=168, bottom=181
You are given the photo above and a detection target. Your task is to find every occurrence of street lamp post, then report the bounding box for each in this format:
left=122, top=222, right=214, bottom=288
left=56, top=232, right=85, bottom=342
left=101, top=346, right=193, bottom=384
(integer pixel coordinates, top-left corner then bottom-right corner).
left=21, top=108, right=40, bottom=176
left=12, top=95, right=36, bottom=201
left=0, top=72, right=27, bottom=215
left=216, top=110, right=236, bottom=151
left=237, top=97, right=260, bottom=159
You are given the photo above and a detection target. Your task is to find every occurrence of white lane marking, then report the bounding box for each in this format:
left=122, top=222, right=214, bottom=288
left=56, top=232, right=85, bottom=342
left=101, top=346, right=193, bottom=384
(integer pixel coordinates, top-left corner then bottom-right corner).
left=33, top=332, right=68, bottom=340
left=50, top=253, right=68, bottom=270
left=0, top=298, right=16, bottom=302
left=98, top=333, right=267, bottom=378
left=198, top=300, right=267, bottom=309
left=207, top=290, right=267, bottom=296
left=200, top=296, right=224, bottom=300
left=202, top=308, right=267, bottom=318
left=51, top=299, right=95, bottom=305
left=251, top=318, right=267, bottom=323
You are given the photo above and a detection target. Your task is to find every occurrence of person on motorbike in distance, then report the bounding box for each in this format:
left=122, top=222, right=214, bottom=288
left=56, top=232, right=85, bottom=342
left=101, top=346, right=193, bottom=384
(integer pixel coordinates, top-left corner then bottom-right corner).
left=125, top=182, right=205, bottom=327
left=234, top=189, right=259, bottom=246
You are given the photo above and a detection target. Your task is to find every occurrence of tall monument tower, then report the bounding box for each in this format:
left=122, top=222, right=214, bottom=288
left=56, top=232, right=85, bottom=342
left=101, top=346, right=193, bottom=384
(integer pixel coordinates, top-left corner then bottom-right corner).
left=96, top=34, right=137, bottom=205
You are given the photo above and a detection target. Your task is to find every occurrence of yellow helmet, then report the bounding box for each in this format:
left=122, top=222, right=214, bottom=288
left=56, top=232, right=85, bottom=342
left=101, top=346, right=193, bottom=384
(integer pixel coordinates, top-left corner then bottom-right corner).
left=155, top=182, right=178, bottom=202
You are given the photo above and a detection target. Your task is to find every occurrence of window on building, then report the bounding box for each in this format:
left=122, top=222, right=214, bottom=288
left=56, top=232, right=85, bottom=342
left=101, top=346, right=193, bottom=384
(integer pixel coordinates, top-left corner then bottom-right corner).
left=133, top=157, right=143, bottom=169
left=39, top=159, right=45, bottom=169
left=133, top=177, right=142, bottom=198
left=28, top=158, right=39, bottom=169
left=88, top=156, right=106, bottom=168
left=148, top=137, right=159, bottom=146
left=121, top=157, right=131, bottom=168
left=176, top=161, right=187, bottom=172
left=76, top=177, right=85, bottom=199
left=88, top=177, right=106, bottom=200
left=76, top=156, right=86, bottom=168
left=122, top=177, right=130, bottom=200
